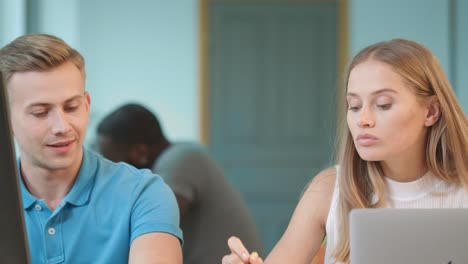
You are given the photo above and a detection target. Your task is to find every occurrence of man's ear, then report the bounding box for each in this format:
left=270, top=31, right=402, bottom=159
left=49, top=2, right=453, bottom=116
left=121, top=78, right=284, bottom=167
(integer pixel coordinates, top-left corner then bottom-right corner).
left=128, top=143, right=150, bottom=167
left=425, top=98, right=441, bottom=127
left=84, top=91, right=91, bottom=111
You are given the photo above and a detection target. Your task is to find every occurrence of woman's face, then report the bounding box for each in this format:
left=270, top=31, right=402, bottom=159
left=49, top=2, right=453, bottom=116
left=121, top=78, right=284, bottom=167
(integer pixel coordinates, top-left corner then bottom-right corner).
left=346, top=59, right=430, bottom=163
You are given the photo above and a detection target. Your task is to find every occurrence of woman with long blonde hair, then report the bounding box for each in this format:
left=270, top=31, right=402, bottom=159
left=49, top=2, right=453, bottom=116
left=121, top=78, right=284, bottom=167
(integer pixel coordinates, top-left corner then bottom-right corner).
left=222, top=39, right=468, bottom=264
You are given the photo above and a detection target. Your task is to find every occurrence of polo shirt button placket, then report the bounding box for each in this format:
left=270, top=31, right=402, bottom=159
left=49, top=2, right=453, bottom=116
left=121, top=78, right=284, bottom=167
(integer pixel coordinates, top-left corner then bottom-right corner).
left=45, top=221, right=65, bottom=264
left=45, top=218, right=64, bottom=264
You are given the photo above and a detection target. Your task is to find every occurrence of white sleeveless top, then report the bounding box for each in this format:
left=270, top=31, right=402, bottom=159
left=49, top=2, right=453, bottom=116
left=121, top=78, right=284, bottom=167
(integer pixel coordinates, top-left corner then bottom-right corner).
left=324, top=168, right=468, bottom=264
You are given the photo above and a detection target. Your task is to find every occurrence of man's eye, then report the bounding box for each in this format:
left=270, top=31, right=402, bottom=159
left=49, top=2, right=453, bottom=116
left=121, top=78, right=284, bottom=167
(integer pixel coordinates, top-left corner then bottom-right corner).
left=65, top=105, right=79, bottom=112
left=31, top=111, right=48, bottom=117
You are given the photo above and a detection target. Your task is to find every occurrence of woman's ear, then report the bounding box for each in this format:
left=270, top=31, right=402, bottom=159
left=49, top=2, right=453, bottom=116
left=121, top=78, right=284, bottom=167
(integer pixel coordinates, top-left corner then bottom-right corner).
left=424, top=98, right=441, bottom=127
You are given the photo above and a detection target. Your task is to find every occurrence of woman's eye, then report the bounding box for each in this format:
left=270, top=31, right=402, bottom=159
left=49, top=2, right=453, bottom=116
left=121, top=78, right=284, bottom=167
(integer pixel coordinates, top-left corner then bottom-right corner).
left=348, top=105, right=360, bottom=112
left=377, top=104, right=392, bottom=110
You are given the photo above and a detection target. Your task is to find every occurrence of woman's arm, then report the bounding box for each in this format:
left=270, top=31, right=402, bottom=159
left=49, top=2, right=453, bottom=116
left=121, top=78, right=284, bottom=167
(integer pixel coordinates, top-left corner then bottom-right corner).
left=223, top=167, right=336, bottom=264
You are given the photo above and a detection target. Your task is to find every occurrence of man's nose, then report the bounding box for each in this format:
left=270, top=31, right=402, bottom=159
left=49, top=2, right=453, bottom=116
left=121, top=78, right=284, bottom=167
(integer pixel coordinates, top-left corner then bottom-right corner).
left=50, top=111, right=72, bottom=135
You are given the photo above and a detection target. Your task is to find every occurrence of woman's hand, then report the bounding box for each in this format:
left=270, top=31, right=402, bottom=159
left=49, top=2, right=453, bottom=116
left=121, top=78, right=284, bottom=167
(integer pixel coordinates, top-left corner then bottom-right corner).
left=222, top=236, right=264, bottom=264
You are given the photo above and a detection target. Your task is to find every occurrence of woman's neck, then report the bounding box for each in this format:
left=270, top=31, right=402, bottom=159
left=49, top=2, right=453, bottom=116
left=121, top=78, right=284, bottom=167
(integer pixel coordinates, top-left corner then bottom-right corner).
left=380, top=158, right=427, bottom=182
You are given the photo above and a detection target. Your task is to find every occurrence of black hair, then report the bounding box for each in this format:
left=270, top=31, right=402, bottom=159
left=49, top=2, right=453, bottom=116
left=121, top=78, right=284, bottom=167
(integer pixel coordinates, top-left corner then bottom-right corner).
left=97, top=103, right=165, bottom=145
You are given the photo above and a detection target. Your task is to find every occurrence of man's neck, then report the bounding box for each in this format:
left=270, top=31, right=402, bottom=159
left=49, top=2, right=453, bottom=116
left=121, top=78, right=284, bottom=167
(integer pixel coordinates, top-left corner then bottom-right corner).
left=20, top=156, right=82, bottom=211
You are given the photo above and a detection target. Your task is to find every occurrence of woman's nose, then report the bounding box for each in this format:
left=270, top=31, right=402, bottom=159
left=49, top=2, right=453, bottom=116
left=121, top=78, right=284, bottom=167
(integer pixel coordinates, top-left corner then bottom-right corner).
left=357, top=106, right=375, bottom=128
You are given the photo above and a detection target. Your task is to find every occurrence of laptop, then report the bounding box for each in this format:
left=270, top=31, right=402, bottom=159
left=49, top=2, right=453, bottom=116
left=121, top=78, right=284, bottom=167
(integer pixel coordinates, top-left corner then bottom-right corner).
left=350, top=208, right=468, bottom=264
left=0, top=73, right=31, bottom=263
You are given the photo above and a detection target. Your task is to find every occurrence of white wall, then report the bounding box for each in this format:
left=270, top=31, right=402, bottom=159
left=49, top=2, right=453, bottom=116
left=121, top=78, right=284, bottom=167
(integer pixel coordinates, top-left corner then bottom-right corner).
left=79, top=1, right=199, bottom=145
left=0, top=0, right=26, bottom=47
left=1, top=0, right=199, bottom=146
left=30, top=0, right=80, bottom=48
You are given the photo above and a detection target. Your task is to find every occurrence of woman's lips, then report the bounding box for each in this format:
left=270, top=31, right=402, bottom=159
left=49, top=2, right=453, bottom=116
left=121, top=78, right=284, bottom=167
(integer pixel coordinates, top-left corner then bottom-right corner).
left=356, top=133, right=378, bottom=146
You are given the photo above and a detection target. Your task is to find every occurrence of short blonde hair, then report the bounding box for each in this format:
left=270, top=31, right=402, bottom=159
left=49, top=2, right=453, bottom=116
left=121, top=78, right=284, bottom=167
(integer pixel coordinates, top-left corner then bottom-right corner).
left=0, top=34, right=85, bottom=82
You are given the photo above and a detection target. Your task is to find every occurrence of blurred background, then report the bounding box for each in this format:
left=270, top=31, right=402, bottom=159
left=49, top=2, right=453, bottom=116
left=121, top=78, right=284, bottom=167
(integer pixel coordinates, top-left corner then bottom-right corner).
left=1, top=0, right=467, bottom=254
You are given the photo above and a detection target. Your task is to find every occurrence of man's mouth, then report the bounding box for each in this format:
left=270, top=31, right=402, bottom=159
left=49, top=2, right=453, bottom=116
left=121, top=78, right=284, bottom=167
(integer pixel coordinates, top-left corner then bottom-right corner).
left=48, top=139, right=75, bottom=147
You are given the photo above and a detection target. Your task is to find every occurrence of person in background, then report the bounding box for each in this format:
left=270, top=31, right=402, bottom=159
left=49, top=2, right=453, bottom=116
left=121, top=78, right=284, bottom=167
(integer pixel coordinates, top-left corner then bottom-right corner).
left=222, top=38, right=468, bottom=264
left=0, top=34, right=182, bottom=264
left=97, top=103, right=264, bottom=264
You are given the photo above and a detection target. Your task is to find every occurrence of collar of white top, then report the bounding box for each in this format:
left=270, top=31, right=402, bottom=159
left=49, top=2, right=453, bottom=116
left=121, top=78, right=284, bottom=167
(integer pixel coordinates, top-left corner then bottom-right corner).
left=384, top=170, right=444, bottom=201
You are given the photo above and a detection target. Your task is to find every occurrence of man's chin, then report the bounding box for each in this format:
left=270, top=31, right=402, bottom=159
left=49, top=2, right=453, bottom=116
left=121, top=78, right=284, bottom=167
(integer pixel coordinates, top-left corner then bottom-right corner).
left=41, top=161, right=75, bottom=171
left=37, top=154, right=79, bottom=171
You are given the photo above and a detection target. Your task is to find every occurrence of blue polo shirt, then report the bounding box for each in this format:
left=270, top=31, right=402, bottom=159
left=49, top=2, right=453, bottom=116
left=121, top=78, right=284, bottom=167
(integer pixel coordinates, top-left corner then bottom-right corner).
left=19, top=148, right=183, bottom=264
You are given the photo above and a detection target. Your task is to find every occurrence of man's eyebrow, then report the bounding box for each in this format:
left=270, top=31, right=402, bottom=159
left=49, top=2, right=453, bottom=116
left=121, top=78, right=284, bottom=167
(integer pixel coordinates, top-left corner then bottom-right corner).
left=26, top=95, right=84, bottom=109
left=64, top=95, right=84, bottom=103
left=26, top=102, right=51, bottom=109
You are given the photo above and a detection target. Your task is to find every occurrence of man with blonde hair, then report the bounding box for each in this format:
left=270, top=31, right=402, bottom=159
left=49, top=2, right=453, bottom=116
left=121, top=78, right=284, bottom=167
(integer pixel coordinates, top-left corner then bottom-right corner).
left=0, top=34, right=183, bottom=263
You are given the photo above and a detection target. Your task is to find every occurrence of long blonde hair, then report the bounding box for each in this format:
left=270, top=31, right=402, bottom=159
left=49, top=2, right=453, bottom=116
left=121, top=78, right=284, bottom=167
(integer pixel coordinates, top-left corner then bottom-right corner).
left=333, top=39, right=468, bottom=262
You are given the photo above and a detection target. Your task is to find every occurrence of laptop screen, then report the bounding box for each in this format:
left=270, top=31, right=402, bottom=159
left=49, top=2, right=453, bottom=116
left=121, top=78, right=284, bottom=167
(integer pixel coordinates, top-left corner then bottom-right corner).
left=0, top=73, right=31, bottom=263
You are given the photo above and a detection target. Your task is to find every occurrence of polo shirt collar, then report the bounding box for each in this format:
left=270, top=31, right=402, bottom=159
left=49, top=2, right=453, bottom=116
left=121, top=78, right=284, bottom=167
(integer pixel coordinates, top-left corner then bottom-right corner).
left=19, top=148, right=97, bottom=209
left=19, top=169, right=36, bottom=210
left=63, top=148, right=97, bottom=206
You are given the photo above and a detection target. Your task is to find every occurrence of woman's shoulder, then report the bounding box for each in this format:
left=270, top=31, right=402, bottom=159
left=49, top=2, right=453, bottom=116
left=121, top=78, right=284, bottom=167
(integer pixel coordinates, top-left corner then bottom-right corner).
left=304, top=166, right=337, bottom=195
left=299, top=166, right=338, bottom=226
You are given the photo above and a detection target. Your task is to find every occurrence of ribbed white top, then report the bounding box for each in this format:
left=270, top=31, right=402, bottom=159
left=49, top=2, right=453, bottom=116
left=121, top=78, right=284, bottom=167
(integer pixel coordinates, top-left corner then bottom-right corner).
left=324, top=169, right=468, bottom=264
